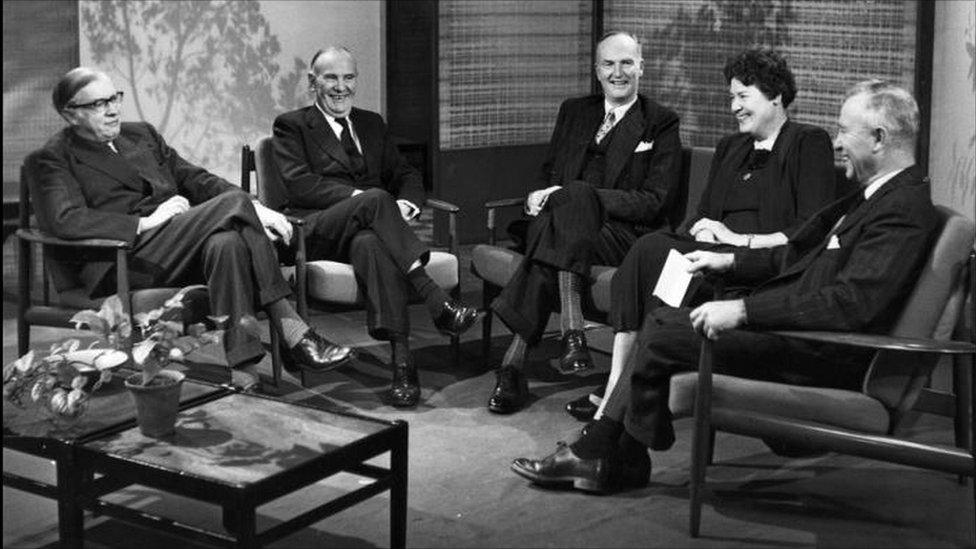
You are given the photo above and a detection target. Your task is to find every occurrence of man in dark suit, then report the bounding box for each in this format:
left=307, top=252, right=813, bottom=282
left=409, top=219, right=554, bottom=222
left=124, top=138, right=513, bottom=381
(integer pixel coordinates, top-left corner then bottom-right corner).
left=271, top=46, right=479, bottom=407
left=487, top=31, right=683, bottom=414
left=30, top=67, right=353, bottom=390
left=511, top=80, right=939, bottom=493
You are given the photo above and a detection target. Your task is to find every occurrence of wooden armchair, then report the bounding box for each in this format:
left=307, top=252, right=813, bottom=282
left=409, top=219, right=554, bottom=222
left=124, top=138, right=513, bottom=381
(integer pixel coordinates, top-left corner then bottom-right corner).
left=675, top=205, right=975, bottom=536
left=16, top=164, right=206, bottom=358
left=241, top=137, right=464, bottom=387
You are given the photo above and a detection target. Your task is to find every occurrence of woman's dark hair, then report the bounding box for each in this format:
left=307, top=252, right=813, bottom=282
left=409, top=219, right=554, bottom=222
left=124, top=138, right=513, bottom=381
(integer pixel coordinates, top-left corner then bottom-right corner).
left=723, top=48, right=797, bottom=108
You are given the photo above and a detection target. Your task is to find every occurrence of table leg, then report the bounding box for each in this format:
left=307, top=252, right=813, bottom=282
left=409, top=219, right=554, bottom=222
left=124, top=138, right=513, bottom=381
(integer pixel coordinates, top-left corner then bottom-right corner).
left=224, top=504, right=259, bottom=548
left=390, top=424, right=408, bottom=549
left=56, top=451, right=84, bottom=549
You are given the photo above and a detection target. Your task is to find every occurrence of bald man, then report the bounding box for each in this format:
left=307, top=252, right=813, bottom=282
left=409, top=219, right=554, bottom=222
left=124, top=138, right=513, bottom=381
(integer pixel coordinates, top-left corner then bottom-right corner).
left=272, top=46, right=479, bottom=408
left=486, top=31, right=684, bottom=414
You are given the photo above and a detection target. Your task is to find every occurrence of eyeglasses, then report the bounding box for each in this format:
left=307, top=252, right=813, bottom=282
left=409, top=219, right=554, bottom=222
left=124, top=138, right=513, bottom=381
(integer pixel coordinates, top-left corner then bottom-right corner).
left=67, top=91, right=124, bottom=112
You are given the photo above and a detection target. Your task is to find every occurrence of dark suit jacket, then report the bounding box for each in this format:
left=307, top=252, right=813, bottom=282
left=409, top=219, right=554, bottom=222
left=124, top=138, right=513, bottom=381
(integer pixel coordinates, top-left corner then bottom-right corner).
left=684, top=120, right=836, bottom=238
left=731, top=166, right=938, bottom=333
left=537, top=94, right=683, bottom=232
left=28, top=122, right=239, bottom=293
left=271, top=106, right=424, bottom=215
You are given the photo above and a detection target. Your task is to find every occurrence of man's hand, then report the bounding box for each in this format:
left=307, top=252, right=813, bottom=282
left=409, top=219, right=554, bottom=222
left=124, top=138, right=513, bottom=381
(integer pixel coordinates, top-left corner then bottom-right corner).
left=138, top=195, right=190, bottom=234
left=252, top=201, right=293, bottom=243
left=397, top=199, right=420, bottom=222
left=685, top=250, right=734, bottom=275
left=689, top=299, right=747, bottom=340
left=525, top=186, right=561, bottom=216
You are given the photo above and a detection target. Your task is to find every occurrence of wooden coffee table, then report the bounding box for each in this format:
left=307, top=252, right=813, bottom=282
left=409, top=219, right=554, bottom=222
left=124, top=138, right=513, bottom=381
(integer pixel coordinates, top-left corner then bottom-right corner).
left=3, top=372, right=229, bottom=548
left=75, top=392, right=408, bottom=548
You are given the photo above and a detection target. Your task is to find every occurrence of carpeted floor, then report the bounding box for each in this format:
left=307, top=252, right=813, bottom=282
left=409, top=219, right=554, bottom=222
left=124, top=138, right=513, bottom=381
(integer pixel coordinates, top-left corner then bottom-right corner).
left=3, top=265, right=974, bottom=548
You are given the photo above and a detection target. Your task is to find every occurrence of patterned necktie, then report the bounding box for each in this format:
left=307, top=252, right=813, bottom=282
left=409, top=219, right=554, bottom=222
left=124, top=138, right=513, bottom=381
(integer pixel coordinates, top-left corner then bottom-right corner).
left=335, top=117, right=365, bottom=176
left=594, top=111, right=616, bottom=144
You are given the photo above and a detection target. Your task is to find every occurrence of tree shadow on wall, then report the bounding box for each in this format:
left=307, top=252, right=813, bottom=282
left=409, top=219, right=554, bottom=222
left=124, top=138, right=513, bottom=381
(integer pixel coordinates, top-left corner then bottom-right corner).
left=81, top=0, right=310, bottom=174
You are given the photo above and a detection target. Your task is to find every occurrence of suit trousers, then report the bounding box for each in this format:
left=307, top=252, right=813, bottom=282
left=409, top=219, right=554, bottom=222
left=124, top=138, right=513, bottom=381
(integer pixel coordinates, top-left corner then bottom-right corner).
left=610, top=231, right=738, bottom=331
left=493, top=180, right=638, bottom=344
left=600, top=307, right=872, bottom=450
left=297, top=188, right=429, bottom=340
left=95, top=191, right=293, bottom=368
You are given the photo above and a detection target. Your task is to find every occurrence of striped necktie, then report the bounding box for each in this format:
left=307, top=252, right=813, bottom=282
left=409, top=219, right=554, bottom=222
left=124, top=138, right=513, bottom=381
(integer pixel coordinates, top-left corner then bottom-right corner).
left=594, top=111, right=616, bottom=144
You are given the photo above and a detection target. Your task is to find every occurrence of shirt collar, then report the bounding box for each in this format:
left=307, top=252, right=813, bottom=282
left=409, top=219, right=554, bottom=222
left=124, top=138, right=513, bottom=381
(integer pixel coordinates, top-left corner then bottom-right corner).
left=604, top=95, right=638, bottom=121
left=753, top=120, right=786, bottom=151
left=863, top=168, right=903, bottom=199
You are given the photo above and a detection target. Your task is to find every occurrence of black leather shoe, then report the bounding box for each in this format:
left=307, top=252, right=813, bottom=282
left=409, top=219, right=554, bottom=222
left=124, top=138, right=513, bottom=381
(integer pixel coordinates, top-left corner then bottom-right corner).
left=487, top=364, right=529, bottom=414
left=565, top=394, right=598, bottom=421
left=557, top=330, right=594, bottom=374
left=511, top=442, right=613, bottom=493
left=389, top=358, right=420, bottom=408
left=433, top=301, right=481, bottom=336
left=287, top=330, right=354, bottom=372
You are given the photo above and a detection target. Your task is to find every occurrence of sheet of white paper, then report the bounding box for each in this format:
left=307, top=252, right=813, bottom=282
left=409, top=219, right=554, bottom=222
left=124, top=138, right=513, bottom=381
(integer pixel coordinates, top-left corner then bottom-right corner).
left=652, top=249, right=693, bottom=308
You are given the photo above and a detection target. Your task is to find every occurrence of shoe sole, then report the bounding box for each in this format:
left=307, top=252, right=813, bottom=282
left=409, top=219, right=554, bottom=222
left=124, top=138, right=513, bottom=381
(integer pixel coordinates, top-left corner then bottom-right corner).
left=488, top=403, right=522, bottom=414
left=510, top=462, right=610, bottom=494
left=291, top=351, right=355, bottom=374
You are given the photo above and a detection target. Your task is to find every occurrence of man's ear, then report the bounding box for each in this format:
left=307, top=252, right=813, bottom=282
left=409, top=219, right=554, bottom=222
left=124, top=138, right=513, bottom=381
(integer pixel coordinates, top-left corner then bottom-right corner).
left=872, top=126, right=887, bottom=152
left=307, top=71, right=317, bottom=90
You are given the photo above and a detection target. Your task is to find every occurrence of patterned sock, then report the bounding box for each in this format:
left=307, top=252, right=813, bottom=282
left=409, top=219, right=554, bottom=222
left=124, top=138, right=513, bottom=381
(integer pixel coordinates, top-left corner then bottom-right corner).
left=391, top=335, right=410, bottom=364
left=558, top=270, right=584, bottom=336
left=570, top=416, right=624, bottom=459
left=407, top=266, right=451, bottom=318
left=502, top=335, right=529, bottom=368
left=266, top=298, right=309, bottom=347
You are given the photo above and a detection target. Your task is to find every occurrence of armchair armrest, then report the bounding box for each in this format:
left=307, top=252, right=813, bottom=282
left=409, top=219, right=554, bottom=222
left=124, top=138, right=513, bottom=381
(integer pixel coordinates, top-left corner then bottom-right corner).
left=769, top=330, right=975, bottom=355
left=484, top=196, right=526, bottom=245
left=424, top=198, right=459, bottom=257
left=16, top=228, right=130, bottom=249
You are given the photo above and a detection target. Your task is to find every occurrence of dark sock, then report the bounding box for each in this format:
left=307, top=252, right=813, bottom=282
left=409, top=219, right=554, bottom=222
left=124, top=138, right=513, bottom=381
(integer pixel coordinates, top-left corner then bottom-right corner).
left=558, top=270, right=584, bottom=335
left=391, top=335, right=410, bottom=365
left=266, top=298, right=310, bottom=347
left=570, top=417, right=623, bottom=459
left=502, top=335, right=529, bottom=368
left=407, top=267, right=451, bottom=318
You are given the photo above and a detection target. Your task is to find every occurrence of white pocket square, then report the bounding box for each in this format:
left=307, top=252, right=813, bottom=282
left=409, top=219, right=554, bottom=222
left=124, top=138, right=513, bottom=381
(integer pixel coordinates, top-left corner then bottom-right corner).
left=634, top=140, right=654, bottom=153
left=826, top=235, right=841, bottom=250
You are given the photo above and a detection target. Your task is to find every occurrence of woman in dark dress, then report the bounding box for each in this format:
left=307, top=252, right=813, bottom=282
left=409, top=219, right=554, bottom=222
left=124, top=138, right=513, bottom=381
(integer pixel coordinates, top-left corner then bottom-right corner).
left=568, top=48, right=837, bottom=421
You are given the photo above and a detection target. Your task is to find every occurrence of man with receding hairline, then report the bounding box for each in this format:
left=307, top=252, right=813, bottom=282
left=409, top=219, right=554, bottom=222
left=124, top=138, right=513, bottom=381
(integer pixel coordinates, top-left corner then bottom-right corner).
left=272, top=46, right=480, bottom=408
left=485, top=31, right=684, bottom=414
left=29, top=67, right=353, bottom=390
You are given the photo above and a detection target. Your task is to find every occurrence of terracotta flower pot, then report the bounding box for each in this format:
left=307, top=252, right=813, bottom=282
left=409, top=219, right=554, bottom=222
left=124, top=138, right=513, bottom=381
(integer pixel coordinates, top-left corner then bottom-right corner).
left=124, top=369, right=185, bottom=438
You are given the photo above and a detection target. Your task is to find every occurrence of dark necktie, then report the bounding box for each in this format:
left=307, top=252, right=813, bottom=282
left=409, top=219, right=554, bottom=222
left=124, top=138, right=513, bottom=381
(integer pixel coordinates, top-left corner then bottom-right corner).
left=335, top=117, right=365, bottom=176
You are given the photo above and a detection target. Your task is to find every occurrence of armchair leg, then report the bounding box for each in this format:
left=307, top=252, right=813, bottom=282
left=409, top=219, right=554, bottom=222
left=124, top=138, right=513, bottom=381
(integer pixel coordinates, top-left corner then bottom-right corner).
left=707, top=428, right=716, bottom=465
left=952, top=352, right=972, bottom=485
left=481, top=281, right=497, bottom=364
left=269, top=324, right=282, bottom=389
left=689, top=339, right=715, bottom=538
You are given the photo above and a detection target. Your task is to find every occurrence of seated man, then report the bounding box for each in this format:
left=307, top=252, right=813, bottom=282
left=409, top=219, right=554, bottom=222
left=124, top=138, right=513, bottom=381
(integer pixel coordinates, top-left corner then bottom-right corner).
left=30, top=67, right=353, bottom=390
left=487, top=31, right=683, bottom=414
left=511, top=80, right=939, bottom=492
left=271, top=46, right=479, bottom=408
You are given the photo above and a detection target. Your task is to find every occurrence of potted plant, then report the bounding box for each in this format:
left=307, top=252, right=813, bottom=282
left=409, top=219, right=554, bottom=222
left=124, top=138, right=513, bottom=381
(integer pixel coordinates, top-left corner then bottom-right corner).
left=71, top=287, right=225, bottom=438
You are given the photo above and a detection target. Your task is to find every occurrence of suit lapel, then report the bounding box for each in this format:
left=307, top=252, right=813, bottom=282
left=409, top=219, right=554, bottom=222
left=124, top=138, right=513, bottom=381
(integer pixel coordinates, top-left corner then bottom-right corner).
left=67, top=132, right=144, bottom=192
left=350, top=109, right=373, bottom=176
left=603, top=101, right=645, bottom=187
left=304, top=106, right=353, bottom=172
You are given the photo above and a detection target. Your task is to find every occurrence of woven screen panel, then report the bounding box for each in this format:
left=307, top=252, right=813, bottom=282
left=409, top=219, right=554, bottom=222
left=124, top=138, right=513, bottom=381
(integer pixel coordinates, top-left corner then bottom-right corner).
left=438, top=0, right=593, bottom=150
left=606, top=0, right=917, bottom=147
left=2, top=0, right=79, bottom=196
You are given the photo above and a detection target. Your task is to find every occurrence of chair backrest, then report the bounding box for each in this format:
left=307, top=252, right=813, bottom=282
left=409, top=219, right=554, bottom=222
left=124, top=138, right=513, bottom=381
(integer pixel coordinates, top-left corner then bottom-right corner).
left=864, top=205, right=975, bottom=423
left=253, top=137, right=289, bottom=210
left=679, top=146, right=716, bottom=229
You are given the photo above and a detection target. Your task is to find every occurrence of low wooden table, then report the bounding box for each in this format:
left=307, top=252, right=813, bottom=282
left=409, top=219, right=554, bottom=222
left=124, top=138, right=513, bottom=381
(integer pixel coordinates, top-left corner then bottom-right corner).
left=3, top=372, right=229, bottom=547
left=75, top=392, right=408, bottom=548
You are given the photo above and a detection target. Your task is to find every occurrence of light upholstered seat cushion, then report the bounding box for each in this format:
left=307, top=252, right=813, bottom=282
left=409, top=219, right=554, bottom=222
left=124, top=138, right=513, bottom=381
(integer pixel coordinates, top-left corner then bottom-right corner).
left=302, top=251, right=459, bottom=305
left=470, top=244, right=616, bottom=314
left=668, top=372, right=891, bottom=434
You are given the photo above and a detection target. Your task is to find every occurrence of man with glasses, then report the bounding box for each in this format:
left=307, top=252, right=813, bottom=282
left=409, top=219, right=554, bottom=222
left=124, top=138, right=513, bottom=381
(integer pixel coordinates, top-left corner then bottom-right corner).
left=484, top=31, right=683, bottom=414
left=28, top=67, right=354, bottom=390
left=271, top=46, right=480, bottom=408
